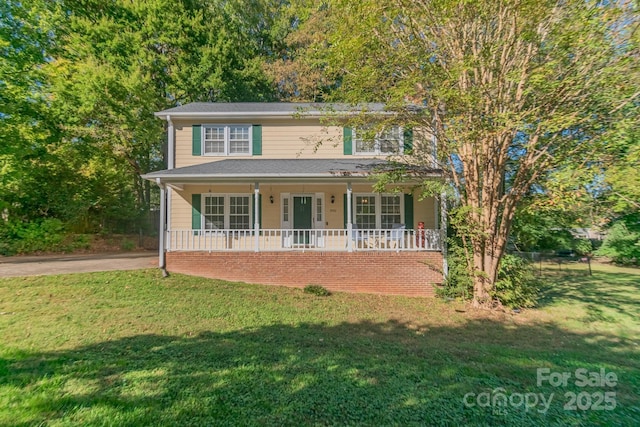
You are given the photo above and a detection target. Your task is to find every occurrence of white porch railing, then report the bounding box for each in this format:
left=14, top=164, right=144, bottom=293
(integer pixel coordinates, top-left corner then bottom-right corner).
left=166, top=228, right=442, bottom=252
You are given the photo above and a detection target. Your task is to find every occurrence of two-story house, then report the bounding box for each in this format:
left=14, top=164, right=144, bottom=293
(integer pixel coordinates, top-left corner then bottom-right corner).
left=143, top=103, right=445, bottom=297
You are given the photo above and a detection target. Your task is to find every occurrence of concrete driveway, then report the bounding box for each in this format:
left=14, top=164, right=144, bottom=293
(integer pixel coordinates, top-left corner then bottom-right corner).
left=0, top=251, right=158, bottom=278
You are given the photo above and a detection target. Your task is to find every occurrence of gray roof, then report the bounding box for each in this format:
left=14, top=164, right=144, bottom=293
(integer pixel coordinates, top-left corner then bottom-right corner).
left=143, top=158, right=440, bottom=183
left=155, top=102, right=387, bottom=119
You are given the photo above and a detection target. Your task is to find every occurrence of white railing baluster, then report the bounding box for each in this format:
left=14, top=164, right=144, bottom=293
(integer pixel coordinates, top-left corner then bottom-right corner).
left=164, top=228, right=441, bottom=252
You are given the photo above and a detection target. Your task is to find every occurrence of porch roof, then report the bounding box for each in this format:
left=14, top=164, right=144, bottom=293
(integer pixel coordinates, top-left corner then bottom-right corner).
left=142, top=158, right=441, bottom=184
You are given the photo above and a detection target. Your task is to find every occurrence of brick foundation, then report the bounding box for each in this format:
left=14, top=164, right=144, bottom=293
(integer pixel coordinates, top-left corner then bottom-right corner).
left=165, top=251, right=443, bottom=297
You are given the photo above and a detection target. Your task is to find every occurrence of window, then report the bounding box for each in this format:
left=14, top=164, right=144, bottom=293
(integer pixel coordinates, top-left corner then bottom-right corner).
left=316, top=196, right=323, bottom=222
left=354, top=126, right=403, bottom=155
left=355, top=195, right=377, bottom=229
left=204, top=196, right=224, bottom=229
left=203, top=125, right=251, bottom=156
left=204, top=127, right=225, bottom=155
left=282, top=198, right=289, bottom=222
left=354, top=194, right=403, bottom=229
left=381, top=195, right=401, bottom=229
left=203, top=195, right=251, bottom=229
left=229, top=196, right=250, bottom=229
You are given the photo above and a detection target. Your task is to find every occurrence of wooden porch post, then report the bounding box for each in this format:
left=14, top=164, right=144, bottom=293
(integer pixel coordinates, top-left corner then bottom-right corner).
left=254, top=182, right=260, bottom=252
left=440, top=191, right=448, bottom=279
left=156, top=178, right=167, bottom=273
left=347, top=182, right=353, bottom=253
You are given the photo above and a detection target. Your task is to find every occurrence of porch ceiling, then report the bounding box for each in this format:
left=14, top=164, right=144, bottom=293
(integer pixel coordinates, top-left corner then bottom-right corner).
left=142, top=158, right=442, bottom=184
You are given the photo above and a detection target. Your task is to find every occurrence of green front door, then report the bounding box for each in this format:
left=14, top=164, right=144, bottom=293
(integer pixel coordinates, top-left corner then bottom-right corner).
left=293, top=196, right=313, bottom=244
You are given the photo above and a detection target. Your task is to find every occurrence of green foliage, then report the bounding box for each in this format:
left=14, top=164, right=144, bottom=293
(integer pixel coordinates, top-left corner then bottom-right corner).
left=0, top=219, right=89, bottom=255
left=436, top=239, right=472, bottom=300
left=1, top=0, right=287, bottom=235
left=492, top=255, right=539, bottom=309
left=120, top=239, right=136, bottom=251
left=303, top=284, right=331, bottom=296
left=572, top=239, right=593, bottom=257
left=596, top=214, right=640, bottom=265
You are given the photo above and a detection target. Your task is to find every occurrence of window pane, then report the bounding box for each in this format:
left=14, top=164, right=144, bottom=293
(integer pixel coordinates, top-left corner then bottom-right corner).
left=381, top=195, right=401, bottom=229
left=316, top=197, right=322, bottom=221
left=283, top=198, right=289, bottom=222
left=204, top=196, right=224, bottom=229
left=229, top=196, right=250, bottom=229
left=203, top=126, right=225, bottom=154
left=378, top=127, right=401, bottom=154
left=355, top=195, right=376, bottom=229
left=229, top=126, right=250, bottom=154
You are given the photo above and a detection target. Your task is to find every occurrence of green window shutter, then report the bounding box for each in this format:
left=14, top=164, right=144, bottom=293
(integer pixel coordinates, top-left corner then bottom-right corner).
left=343, top=127, right=353, bottom=155
left=404, top=193, right=414, bottom=229
left=252, top=125, right=262, bottom=155
left=192, top=194, right=202, bottom=230
left=403, top=127, right=413, bottom=153
left=192, top=125, right=202, bottom=156
left=343, top=194, right=348, bottom=227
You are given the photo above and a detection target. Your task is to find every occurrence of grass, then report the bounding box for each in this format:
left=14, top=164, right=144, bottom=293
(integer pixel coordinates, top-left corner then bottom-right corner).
left=0, top=263, right=638, bottom=426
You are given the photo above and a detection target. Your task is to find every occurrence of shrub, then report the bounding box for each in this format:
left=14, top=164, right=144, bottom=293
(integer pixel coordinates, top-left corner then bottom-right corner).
left=492, top=254, right=539, bottom=308
left=572, top=239, right=593, bottom=256
left=121, top=239, right=136, bottom=251
left=0, top=219, right=91, bottom=255
left=436, top=239, right=473, bottom=300
left=304, top=285, right=331, bottom=297
left=596, top=214, right=639, bottom=265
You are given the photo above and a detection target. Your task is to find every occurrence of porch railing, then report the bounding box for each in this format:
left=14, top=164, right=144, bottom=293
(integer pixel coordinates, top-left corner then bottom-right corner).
left=166, top=228, right=442, bottom=252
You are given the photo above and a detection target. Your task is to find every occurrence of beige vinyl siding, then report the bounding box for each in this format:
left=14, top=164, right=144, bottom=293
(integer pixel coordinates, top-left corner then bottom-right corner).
left=260, top=120, right=344, bottom=158
left=169, top=184, right=437, bottom=231
left=173, top=119, right=357, bottom=168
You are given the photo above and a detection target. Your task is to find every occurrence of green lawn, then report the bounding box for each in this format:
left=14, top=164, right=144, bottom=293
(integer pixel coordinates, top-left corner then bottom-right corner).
left=0, top=263, right=638, bottom=426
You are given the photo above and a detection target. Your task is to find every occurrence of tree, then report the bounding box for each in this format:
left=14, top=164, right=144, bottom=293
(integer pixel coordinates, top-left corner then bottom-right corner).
left=286, top=0, right=639, bottom=306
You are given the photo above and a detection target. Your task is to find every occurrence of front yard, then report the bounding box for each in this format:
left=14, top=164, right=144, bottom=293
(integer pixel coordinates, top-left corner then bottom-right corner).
left=0, top=263, right=638, bottom=426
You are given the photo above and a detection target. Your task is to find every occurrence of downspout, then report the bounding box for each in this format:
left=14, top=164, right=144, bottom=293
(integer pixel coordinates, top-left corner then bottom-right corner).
left=166, top=116, right=173, bottom=235
left=157, top=178, right=168, bottom=277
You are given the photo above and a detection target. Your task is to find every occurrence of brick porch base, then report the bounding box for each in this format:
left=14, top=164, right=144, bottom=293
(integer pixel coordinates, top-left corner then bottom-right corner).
left=166, top=251, right=443, bottom=297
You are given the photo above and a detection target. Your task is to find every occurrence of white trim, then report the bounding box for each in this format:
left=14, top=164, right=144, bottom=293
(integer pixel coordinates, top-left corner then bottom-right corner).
left=167, top=115, right=175, bottom=169
left=281, top=193, right=291, bottom=229
left=314, top=193, right=325, bottom=229
left=155, top=110, right=393, bottom=120
left=201, top=124, right=253, bottom=157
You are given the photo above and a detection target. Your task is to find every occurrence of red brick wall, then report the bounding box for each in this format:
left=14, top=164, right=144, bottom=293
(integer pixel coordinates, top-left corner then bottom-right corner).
left=166, top=251, right=443, bottom=297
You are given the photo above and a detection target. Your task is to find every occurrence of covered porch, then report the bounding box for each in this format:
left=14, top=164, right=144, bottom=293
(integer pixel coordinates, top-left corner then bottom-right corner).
left=144, top=158, right=444, bottom=255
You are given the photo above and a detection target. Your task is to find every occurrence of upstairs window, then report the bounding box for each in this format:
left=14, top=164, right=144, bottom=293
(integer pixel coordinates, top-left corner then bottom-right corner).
left=354, top=126, right=403, bottom=155
left=203, top=125, right=252, bottom=156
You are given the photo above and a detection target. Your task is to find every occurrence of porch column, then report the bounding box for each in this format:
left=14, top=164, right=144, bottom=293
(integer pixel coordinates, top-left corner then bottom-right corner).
left=347, top=182, right=353, bottom=252
left=440, top=191, right=448, bottom=279
left=254, top=183, right=260, bottom=252
left=156, top=178, right=166, bottom=272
